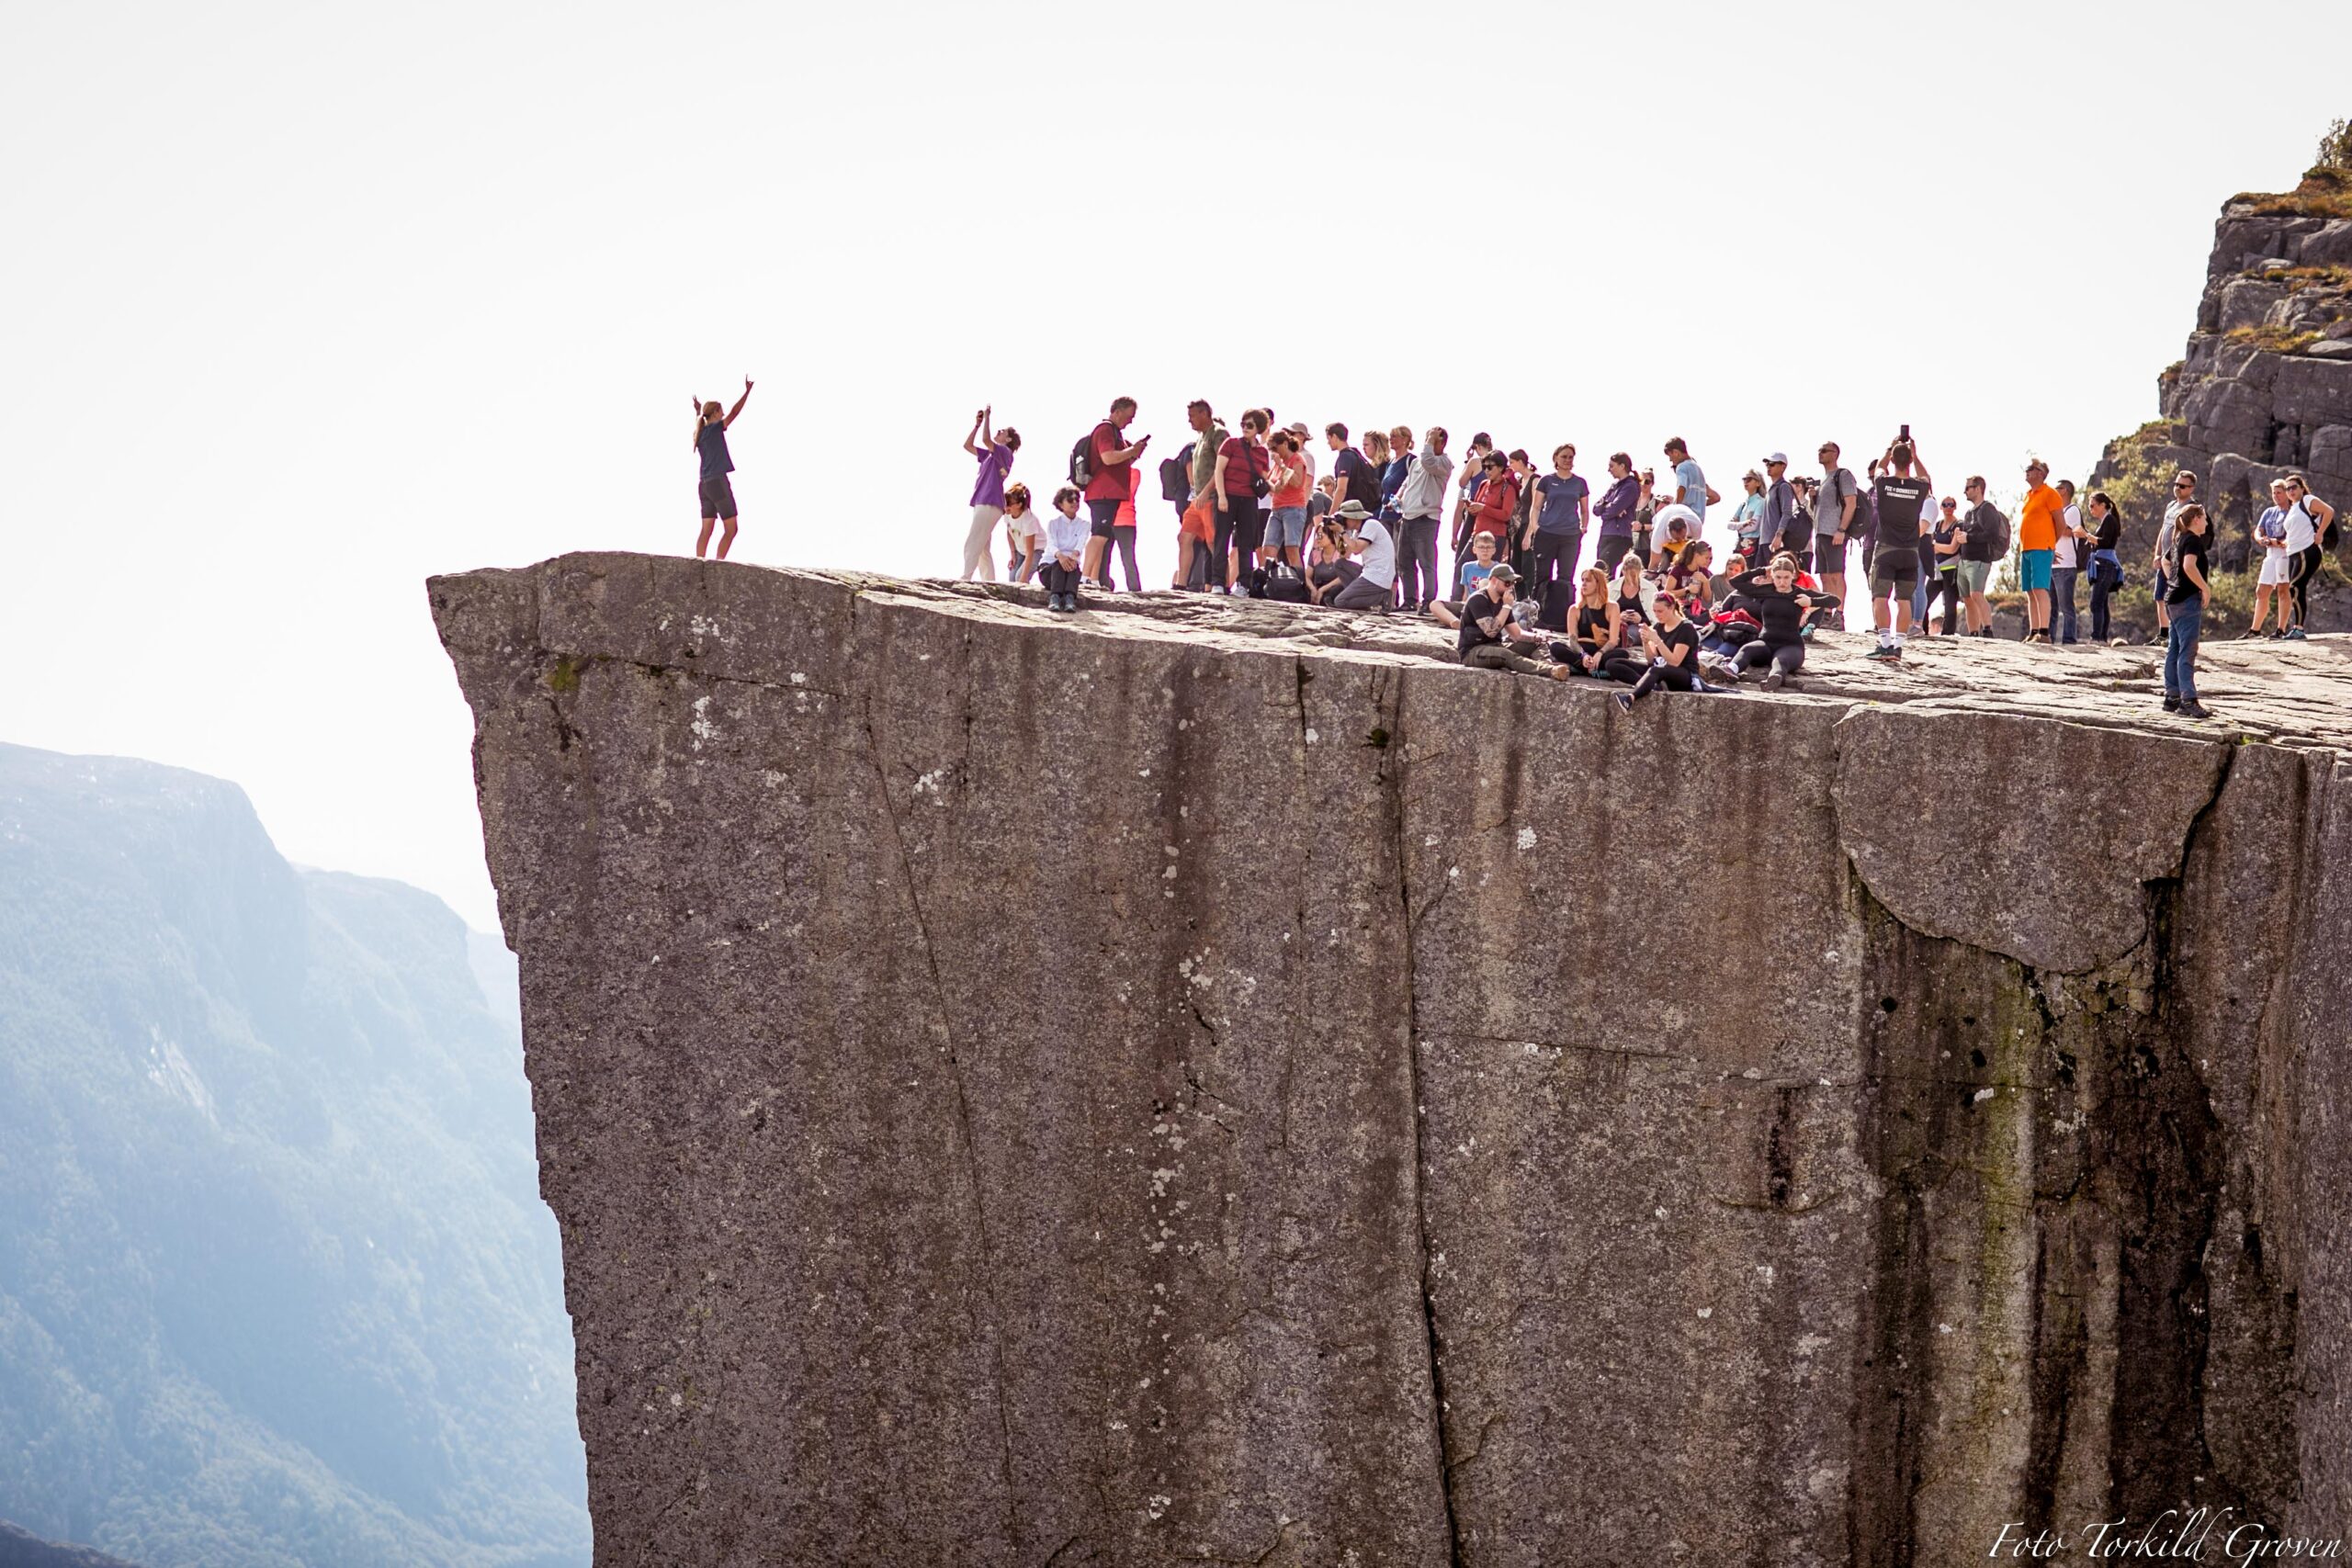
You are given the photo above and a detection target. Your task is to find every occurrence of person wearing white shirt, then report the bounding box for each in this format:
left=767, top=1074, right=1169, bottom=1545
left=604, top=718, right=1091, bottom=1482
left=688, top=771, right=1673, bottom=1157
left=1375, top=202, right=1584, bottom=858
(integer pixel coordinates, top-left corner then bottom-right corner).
left=2281, top=474, right=2335, bottom=638
left=1331, top=502, right=1398, bottom=610
left=1039, top=485, right=1091, bottom=612
left=2052, top=479, right=2086, bottom=645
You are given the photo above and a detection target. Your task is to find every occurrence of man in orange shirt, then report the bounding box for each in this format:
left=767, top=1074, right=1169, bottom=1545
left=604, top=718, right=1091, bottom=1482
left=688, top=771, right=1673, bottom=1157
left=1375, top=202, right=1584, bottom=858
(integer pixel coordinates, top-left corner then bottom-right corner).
left=2015, top=457, right=2064, bottom=645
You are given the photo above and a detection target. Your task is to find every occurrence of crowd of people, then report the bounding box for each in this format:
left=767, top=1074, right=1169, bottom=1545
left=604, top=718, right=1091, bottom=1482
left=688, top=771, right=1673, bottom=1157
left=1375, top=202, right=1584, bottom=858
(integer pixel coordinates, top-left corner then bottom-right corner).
left=846, top=395, right=2339, bottom=723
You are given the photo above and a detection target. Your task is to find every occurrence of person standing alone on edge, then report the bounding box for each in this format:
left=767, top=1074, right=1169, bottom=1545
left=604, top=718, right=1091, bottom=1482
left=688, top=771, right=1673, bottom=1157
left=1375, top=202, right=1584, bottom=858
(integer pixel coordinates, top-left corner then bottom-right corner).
left=1081, top=397, right=1151, bottom=588
left=960, top=406, right=1019, bottom=580
left=2015, top=457, right=2064, bottom=644
left=1862, top=439, right=1933, bottom=660
left=691, top=377, right=752, bottom=560
left=1815, top=442, right=1860, bottom=626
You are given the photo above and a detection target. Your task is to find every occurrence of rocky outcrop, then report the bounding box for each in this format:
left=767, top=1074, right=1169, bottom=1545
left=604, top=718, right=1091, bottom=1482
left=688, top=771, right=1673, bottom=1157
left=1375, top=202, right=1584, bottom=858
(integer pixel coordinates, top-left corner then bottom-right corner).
left=2095, top=165, right=2352, bottom=581
left=433, top=554, right=2352, bottom=1567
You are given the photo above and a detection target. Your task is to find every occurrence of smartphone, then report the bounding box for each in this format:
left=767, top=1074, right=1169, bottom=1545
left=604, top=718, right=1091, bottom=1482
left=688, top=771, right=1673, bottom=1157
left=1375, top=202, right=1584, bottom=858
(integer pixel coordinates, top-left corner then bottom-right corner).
left=1900, top=423, right=1911, bottom=443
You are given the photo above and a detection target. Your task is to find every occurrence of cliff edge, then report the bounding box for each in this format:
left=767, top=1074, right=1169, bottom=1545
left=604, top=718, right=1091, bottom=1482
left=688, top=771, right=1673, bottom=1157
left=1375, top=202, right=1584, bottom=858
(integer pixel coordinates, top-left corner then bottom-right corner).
left=432, top=553, right=2352, bottom=1567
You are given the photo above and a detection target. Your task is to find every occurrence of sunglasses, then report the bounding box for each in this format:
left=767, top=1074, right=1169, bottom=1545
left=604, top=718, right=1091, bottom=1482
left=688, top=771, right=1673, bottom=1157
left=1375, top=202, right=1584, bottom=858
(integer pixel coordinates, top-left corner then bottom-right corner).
left=2174, top=481, right=2194, bottom=491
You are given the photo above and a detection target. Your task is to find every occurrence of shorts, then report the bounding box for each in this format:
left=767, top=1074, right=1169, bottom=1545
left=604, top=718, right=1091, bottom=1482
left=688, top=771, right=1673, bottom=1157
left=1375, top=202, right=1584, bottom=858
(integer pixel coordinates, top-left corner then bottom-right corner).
left=1870, top=552, right=1919, bottom=596
left=1267, top=505, right=1307, bottom=550
left=1959, top=559, right=1992, bottom=596
left=1087, top=498, right=1122, bottom=538
left=1814, top=534, right=1844, bottom=575
left=2258, top=547, right=2291, bottom=586
left=698, top=475, right=737, bottom=520
left=2018, top=548, right=2052, bottom=592
left=1180, top=499, right=1216, bottom=545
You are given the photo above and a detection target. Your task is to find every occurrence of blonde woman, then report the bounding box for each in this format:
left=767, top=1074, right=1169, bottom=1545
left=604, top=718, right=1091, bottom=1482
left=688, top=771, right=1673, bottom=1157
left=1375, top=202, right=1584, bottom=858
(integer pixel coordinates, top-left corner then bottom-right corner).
left=692, top=376, right=753, bottom=559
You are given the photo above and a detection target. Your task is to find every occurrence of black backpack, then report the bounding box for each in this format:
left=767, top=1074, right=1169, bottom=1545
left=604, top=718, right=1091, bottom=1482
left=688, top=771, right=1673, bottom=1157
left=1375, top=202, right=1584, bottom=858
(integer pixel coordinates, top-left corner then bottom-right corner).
left=1346, top=453, right=1383, bottom=511
left=1069, top=432, right=1094, bottom=489
left=1259, top=562, right=1309, bottom=603
left=1981, top=505, right=2011, bottom=558
left=1159, top=454, right=1191, bottom=504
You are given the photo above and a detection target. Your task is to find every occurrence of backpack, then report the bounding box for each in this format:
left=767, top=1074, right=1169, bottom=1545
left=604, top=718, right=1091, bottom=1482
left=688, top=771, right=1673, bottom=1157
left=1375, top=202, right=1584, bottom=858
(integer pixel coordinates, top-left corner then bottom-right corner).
left=1346, top=453, right=1383, bottom=511
left=1069, top=432, right=1094, bottom=489
left=1158, top=454, right=1191, bottom=504
left=1259, top=562, right=1309, bottom=603
left=1981, top=505, right=2011, bottom=558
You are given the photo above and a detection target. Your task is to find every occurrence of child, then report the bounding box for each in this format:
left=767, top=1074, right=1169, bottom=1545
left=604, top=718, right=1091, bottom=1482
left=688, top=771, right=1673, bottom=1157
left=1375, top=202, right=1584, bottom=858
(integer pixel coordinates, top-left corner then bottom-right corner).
left=1041, top=486, right=1090, bottom=613
left=1430, top=530, right=1502, bottom=628
left=1001, top=484, right=1043, bottom=583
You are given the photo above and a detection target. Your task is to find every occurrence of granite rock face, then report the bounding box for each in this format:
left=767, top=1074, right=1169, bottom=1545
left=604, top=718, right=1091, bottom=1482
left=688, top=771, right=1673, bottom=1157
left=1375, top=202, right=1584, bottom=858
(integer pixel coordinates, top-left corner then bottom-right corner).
left=433, top=554, right=2352, bottom=1567
left=2094, top=172, right=2352, bottom=598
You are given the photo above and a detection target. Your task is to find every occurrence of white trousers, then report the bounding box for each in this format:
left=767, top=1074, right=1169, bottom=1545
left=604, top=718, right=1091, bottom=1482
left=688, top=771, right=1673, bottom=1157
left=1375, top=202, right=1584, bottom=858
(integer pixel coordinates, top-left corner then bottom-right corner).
left=962, top=505, right=1004, bottom=580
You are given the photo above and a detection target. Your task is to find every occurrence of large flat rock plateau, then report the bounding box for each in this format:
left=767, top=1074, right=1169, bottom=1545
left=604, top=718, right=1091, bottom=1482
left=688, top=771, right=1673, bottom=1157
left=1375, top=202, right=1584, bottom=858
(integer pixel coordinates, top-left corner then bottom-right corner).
left=432, top=552, right=2352, bottom=1566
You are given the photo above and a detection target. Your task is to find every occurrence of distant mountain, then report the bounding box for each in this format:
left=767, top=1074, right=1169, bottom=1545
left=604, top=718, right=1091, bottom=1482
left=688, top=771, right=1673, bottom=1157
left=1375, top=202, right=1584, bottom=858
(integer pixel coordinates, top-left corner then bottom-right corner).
left=0, top=744, right=588, bottom=1568
left=0, top=1517, right=144, bottom=1567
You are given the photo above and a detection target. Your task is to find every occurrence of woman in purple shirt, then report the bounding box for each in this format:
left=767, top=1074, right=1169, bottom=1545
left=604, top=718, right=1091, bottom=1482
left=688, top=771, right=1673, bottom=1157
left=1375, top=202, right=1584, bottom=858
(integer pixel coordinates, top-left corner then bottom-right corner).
left=1592, top=452, right=1642, bottom=574
left=960, top=406, right=1021, bottom=581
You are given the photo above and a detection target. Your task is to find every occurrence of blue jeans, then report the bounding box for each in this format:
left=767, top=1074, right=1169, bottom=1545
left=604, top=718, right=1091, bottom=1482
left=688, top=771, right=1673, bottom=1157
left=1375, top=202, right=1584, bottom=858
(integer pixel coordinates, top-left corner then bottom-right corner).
left=2051, top=567, right=2079, bottom=642
left=2163, top=597, right=2203, bottom=702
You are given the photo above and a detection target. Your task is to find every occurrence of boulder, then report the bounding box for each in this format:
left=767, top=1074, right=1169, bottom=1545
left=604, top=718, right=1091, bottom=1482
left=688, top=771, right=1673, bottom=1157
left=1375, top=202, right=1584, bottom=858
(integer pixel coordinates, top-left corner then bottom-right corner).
left=2218, top=278, right=2287, bottom=333
left=2272, top=356, right=2352, bottom=426
left=432, top=554, right=2352, bottom=1568
left=2184, top=376, right=2273, bottom=459
left=2299, top=219, right=2352, bottom=268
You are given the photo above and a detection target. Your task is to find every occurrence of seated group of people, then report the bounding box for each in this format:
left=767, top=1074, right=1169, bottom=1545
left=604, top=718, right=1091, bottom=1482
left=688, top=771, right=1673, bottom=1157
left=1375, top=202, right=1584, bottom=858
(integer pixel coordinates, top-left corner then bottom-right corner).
left=1441, top=536, right=1833, bottom=707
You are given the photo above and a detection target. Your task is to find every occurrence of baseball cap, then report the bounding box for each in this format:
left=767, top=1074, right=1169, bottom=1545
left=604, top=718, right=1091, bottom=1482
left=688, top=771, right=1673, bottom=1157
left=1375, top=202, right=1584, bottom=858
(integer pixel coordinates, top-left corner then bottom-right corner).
left=1487, top=563, right=1521, bottom=583
left=1764, top=452, right=1789, bottom=466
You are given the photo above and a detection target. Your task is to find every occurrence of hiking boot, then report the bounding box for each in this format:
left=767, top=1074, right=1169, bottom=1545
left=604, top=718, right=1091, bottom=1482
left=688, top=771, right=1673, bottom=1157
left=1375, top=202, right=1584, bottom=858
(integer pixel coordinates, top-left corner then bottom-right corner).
left=2162, top=694, right=2180, bottom=712
left=2178, top=701, right=2213, bottom=720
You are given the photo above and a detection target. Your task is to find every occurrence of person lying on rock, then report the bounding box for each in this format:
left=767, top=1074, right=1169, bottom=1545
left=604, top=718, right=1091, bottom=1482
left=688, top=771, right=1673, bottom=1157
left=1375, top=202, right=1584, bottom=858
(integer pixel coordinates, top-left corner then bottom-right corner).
left=1455, top=565, right=1571, bottom=680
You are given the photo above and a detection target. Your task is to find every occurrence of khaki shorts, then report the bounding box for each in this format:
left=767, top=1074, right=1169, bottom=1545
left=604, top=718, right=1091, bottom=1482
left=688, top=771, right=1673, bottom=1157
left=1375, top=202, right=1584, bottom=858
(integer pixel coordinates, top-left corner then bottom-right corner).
left=1959, top=559, right=1993, bottom=596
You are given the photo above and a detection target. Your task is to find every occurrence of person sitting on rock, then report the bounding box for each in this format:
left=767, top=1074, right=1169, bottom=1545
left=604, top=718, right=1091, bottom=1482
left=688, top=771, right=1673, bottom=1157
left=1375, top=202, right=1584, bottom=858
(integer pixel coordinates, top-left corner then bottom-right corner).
left=1728, top=552, right=1817, bottom=691
left=1039, top=485, right=1090, bottom=613
left=1306, top=513, right=1359, bottom=607
left=1553, top=566, right=1617, bottom=676
left=1612, top=591, right=1730, bottom=710
left=1455, top=565, right=1571, bottom=679
left=1001, top=484, right=1042, bottom=583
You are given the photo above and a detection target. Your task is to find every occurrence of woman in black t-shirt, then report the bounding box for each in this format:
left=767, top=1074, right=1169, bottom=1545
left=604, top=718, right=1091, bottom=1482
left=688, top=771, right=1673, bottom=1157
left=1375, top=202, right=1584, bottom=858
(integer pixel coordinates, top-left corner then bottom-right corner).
left=1612, top=592, right=1722, bottom=710
left=2162, top=504, right=2212, bottom=718
left=1552, top=567, right=1616, bottom=676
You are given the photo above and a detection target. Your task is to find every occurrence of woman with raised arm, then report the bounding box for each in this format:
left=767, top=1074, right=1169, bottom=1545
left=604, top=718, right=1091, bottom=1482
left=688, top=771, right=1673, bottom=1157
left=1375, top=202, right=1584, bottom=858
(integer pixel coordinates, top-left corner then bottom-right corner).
left=692, top=377, right=753, bottom=560
left=1727, top=551, right=1816, bottom=690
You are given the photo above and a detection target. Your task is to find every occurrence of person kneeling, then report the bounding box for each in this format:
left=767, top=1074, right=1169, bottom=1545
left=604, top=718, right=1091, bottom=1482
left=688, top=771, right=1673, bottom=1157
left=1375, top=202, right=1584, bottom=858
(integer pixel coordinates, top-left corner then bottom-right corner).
left=1457, top=566, right=1570, bottom=680
left=1612, top=592, right=1725, bottom=711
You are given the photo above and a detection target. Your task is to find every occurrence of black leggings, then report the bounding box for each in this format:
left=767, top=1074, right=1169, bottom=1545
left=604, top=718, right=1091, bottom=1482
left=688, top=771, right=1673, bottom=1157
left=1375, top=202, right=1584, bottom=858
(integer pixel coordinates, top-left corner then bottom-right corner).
left=1532, top=530, right=1582, bottom=630
left=1092, top=525, right=1139, bottom=591
left=1629, top=660, right=1706, bottom=700
left=1928, top=570, right=1962, bottom=635
left=1736, top=640, right=1804, bottom=678
left=2290, top=543, right=2322, bottom=626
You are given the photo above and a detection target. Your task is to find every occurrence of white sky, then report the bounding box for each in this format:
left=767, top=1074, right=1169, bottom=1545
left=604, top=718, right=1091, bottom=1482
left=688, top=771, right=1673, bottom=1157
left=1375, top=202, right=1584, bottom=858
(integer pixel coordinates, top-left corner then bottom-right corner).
left=5, top=0, right=2346, bottom=932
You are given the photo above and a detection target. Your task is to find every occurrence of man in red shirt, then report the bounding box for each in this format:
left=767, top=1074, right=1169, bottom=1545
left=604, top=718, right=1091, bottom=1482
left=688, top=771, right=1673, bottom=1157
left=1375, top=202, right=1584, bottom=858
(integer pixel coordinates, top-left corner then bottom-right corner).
left=1082, top=397, right=1150, bottom=586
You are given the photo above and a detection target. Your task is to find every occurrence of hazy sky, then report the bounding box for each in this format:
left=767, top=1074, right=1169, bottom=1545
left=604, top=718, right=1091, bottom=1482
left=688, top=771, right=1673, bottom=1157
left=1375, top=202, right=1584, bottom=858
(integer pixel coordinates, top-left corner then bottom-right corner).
left=6, top=0, right=2347, bottom=931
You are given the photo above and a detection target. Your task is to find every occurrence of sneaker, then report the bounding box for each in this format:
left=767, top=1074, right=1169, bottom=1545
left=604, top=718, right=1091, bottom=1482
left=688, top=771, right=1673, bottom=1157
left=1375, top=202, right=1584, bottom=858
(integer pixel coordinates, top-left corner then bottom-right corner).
left=1227, top=583, right=1249, bottom=598
left=2240, top=627, right=2267, bottom=639
left=1612, top=692, right=1634, bottom=714
left=1760, top=671, right=1786, bottom=692
left=1799, top=625, right=1816, bottom=641
left=2178, top=701, right=2213, bottom=720
left=1068, top=594, right=1085, bottom=613
left=2287, top=626, right=2308, bottom=640
left=1863, top=644, right=1898, bottom=660
left=2162, top=694, right=2180, bottom=712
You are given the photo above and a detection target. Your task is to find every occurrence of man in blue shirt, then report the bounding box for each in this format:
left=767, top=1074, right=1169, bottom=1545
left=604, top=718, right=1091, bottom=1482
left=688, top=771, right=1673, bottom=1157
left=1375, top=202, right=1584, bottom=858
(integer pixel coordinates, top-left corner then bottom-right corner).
left=1664, top=437, right=1713, bottom=538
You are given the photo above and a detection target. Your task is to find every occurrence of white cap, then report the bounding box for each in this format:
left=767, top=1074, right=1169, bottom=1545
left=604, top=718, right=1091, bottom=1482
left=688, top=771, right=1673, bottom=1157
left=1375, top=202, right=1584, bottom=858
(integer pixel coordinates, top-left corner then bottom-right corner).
left=1763, top=451, right=1789, bottom=466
